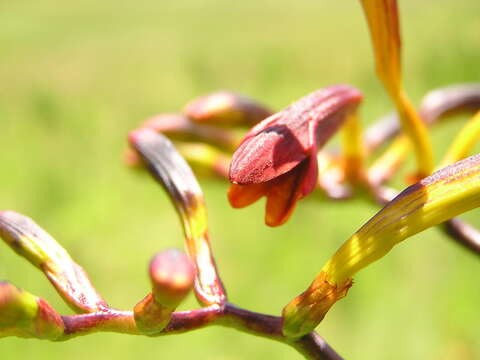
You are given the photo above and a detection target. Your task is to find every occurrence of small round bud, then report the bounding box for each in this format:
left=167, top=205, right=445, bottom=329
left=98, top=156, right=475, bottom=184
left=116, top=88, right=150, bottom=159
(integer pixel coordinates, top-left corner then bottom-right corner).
left=149, top=249, right=195, bottom=308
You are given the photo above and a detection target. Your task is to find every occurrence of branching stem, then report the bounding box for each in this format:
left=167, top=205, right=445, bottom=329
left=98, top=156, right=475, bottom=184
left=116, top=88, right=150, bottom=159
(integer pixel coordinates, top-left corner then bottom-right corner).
left=59, top=303, right=342, bottom=360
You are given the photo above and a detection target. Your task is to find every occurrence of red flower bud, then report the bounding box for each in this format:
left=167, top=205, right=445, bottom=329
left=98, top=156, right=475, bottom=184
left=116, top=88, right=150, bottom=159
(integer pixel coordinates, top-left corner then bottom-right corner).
left=228, top=85, right=362, bottom=226
left=184, top=91, right=273, bottom=127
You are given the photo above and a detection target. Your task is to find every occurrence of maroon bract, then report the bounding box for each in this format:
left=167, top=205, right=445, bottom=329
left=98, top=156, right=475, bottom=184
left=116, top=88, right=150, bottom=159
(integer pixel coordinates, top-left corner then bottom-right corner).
left=228, top=85, right=363, bottom=226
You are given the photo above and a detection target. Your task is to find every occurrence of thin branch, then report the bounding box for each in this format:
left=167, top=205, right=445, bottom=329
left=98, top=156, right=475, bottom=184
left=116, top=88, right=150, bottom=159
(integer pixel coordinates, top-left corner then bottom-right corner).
left=443, top=218, right=480, bottom=256
left=292, top=333, right=344, bottom=360
left=58, top=303, right=342, bottom=360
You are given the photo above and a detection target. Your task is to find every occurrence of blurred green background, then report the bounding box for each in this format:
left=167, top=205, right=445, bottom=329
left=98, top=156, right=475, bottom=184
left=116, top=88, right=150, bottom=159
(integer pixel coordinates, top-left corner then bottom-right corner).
left=1, top=0, right=479, bottom=359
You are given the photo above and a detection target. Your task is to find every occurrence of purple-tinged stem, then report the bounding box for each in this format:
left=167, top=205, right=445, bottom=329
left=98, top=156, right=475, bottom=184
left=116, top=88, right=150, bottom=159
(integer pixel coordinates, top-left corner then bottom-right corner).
left=60, top=306, right=221, bottom=340
left=220, top=303, right=283, bottom=339
left=221, top=304, right=343, bottom=360
left=58, top=303, right=341, bottom=359
left=61, top=309, right=138, bottom=338
left=292, top=333, right=344, bottom=360
left=443, top=218, right=480, bottom=256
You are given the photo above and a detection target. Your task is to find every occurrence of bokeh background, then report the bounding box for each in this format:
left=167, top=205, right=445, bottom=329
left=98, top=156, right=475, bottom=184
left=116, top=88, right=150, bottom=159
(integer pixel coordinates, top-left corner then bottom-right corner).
left=1, top=0, right=479, bottom=359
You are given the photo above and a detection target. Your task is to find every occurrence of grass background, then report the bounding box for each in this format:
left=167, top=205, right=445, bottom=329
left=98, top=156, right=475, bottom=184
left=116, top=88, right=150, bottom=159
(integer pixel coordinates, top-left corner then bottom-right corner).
left=1, top=0, right=479, bottom=358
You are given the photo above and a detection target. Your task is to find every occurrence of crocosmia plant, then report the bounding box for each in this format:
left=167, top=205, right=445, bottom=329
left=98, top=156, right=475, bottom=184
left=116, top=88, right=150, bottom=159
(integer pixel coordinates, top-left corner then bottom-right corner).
left=1, top=1, right=479, bottom=359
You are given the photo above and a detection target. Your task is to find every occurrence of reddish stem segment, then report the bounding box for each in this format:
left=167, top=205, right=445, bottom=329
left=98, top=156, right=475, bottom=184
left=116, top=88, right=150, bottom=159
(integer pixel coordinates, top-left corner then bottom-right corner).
left=59, top=303, right=341, bottom=360
left=443, top=218, right=480, bottom=256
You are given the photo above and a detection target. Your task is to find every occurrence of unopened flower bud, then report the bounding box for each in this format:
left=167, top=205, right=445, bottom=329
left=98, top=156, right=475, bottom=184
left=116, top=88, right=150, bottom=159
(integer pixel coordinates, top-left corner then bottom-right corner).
left=228, top=85, right=362, bottom=226
left=282, top=273, right=351, bottom=338
left=149, top=249, right=195, bottom=308
left=0, top=211, right=107, bottom=313
left=0, top=282, right=64, bottom=340
left=134, top=249, right=194, bottom=335
left=184, top=91, right=272, bottom=127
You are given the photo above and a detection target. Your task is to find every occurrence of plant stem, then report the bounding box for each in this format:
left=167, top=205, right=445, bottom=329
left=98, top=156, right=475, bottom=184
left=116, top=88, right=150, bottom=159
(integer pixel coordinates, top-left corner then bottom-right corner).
left=443, top=218, right=480, bottom=256
left=58, top=303, right=341, bottom=359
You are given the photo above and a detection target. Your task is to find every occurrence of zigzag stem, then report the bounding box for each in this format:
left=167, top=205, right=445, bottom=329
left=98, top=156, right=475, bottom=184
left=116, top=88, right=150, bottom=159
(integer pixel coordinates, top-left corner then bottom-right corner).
left=58, top=303, right=342, bottom=360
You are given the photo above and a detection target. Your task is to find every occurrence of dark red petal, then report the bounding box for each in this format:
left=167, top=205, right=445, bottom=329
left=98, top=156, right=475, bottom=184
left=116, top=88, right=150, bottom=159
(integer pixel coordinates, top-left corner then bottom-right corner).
left=229, top=125, right=307, bottom=185
left=264, top=162, right=308, bottom=227
left=299, top=152, right=319, bottom=197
